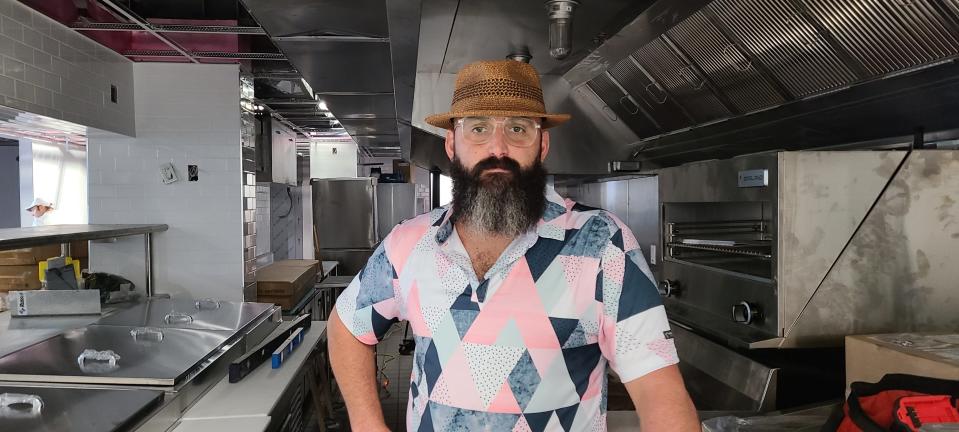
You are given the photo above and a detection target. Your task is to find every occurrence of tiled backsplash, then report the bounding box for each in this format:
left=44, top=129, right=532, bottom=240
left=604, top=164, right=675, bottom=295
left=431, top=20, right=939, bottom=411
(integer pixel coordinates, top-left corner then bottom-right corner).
left=87, top=63, right=244, bottom=301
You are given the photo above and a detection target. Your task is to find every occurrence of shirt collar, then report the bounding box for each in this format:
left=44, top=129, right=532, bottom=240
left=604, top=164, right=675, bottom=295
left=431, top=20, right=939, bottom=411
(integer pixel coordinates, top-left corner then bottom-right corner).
left=433, top=185, right=568, bottom=245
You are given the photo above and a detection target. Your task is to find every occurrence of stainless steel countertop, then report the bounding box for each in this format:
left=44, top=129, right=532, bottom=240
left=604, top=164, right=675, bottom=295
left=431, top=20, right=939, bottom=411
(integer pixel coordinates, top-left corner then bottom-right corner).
left=0, top=384, right=163, bottom=432
left=0, top=224, right=168, bottom=250
left=181, top=323, right=327, bottom=421
left=0, top=325, right=232, bottom=386
left=95, top=298, right=275, bottom=332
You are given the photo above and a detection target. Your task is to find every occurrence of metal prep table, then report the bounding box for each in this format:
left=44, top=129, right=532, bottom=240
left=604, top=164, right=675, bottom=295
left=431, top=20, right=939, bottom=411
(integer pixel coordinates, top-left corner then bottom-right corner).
left=0, top=298, right=281, bottom=432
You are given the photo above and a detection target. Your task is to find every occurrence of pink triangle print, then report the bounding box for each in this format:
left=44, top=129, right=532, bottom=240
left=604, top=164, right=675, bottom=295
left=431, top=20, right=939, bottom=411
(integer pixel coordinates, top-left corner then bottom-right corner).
left=488, top=381, right=522, bottom=414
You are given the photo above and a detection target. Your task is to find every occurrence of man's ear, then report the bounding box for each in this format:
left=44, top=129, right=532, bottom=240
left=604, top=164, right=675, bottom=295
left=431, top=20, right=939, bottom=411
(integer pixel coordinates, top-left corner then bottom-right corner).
left=540, top=130, right=551, bottom=162
left=445, top=129, right=455, bottom=161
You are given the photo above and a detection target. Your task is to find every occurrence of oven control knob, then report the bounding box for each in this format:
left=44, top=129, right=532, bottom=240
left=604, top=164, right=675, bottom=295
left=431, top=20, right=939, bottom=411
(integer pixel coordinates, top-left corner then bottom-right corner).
left=658, top=279, right=681, bottom=297
left=732, top=302, right=762, bottom=324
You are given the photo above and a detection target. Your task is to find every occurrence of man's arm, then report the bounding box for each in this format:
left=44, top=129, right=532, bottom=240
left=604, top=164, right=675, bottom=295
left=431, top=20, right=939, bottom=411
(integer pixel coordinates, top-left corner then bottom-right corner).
left=624, top=365, right=700, bottom=431
left=328, top=309, right=390, bottom=432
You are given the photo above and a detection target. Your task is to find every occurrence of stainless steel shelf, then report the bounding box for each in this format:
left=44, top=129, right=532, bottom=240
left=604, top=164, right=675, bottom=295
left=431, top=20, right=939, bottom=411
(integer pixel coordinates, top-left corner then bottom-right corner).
left=0, top=224, right=168, bottom=296
left=0, top=224, right=168, bottom=250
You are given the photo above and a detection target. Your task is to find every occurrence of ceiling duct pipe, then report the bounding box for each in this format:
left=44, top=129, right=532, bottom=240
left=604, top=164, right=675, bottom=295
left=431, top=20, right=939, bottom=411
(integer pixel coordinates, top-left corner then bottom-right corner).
left=506, top=47, right=532, bottom=63
left=545, top=0, right=578, bottom=60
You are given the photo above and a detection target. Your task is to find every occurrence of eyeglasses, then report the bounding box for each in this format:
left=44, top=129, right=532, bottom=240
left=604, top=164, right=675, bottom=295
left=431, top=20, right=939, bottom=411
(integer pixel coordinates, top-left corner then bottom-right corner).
left=455, top=116, right=542, bottom=148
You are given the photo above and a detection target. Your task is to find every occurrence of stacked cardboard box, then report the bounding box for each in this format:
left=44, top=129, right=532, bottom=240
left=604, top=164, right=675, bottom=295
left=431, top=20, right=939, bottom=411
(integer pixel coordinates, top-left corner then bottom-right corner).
left=0, top=242, right=88, bottom=292
left=256, top=260, right=319, bottom=309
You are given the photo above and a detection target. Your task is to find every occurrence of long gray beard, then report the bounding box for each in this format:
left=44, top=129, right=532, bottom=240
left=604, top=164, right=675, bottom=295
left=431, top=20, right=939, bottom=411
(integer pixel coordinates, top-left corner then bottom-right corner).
left=449, top=156, right=547, bottom=237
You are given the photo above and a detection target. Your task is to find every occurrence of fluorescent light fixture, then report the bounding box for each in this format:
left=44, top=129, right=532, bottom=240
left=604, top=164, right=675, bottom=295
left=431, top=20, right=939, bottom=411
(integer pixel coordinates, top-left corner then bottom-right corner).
left=301, top=78, right=315, bottom=100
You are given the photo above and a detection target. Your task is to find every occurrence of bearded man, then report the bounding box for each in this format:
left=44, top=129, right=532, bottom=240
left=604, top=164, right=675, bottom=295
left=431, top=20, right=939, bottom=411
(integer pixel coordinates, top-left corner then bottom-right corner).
left=329, top=59, right=698, bottom=431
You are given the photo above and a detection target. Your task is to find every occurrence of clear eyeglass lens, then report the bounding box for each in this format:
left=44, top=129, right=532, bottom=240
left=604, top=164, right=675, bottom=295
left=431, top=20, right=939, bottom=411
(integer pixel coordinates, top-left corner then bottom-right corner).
left=458, top=117, right=540, bottom=147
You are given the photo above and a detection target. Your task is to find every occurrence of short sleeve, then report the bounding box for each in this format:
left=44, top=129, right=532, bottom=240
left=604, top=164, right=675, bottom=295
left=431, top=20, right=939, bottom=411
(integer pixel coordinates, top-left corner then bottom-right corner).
left=334, top=241, right=402, bottom=345
left=597, top=215, right=678, bottom=382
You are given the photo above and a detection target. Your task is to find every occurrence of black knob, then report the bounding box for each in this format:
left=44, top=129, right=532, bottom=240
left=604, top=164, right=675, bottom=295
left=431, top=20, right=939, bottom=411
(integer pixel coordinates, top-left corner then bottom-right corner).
left=732, top=301, right=762, bottom=324
left=658, top=279, right=681, bottom=297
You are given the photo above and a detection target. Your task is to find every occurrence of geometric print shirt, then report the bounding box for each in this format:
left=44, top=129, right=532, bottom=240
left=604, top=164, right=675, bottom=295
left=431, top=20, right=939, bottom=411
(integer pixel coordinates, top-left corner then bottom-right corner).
left=335, top=186, right=678, bottom=432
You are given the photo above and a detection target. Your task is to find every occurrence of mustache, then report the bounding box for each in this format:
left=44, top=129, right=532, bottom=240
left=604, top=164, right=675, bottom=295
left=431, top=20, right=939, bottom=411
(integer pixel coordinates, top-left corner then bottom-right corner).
left=470, top=157, right=522, bottom=177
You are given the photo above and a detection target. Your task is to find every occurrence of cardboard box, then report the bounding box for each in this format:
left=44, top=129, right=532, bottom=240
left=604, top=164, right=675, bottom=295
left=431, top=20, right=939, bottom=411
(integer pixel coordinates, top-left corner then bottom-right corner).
left=0, top=245, right=62, bottom=266
left=255, top=294, right=301, bottom=310
left=846, top=333, right=959, bottom=390
left=256, top=260, right=318, bottom=298
left=0, top=274, right=41, bottom=292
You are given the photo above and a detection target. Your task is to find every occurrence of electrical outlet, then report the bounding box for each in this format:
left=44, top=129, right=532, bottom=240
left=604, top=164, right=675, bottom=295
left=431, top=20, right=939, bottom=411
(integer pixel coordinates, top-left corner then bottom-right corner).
left=159, top=163, right=177, bottom=184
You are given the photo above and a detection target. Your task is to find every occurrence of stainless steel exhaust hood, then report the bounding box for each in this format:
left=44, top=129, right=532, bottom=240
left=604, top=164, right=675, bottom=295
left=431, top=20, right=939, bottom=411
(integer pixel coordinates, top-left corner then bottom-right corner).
left=567, top=0, right=959, bottom=167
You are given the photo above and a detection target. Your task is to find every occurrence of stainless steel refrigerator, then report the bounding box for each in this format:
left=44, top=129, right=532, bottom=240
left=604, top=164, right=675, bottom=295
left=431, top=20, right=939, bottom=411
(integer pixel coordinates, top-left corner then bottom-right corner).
left=311, top=178, right=415, bottom=275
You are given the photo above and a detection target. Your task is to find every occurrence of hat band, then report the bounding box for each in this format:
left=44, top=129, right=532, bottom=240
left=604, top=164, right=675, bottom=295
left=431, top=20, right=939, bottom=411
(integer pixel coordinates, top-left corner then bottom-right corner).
left=452, top=78, right=544, bottom=106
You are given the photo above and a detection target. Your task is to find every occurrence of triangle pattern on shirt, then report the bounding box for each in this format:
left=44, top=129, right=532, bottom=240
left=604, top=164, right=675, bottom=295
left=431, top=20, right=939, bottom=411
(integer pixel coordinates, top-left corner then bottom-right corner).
left=488, top=380, right=522, bottom=414
left=450, top=309, right=480, bottom=340
left=508, top=350, right=542, bottom=412
left=524, top=348, right=580, bottom=413
left=496, top=319, right=526, bottom=348
left=524, top=411, right=554, bottom=432
left=462, top=342, right=526, bottom=409
left=556, top=404, right=579, bottom=432
left=548, top=317, right=578, bottom=347
left=562, top=323, right=588, bottom=349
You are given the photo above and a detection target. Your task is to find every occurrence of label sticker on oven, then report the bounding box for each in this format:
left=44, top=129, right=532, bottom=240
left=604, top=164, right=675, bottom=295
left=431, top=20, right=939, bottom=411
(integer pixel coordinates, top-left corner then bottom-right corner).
left=738, top=169, right=768, bottom=188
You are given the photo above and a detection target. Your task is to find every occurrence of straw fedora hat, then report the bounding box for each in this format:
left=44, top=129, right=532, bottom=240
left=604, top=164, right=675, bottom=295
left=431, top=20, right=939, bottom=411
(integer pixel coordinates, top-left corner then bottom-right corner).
left=425, top=59, right=571, bottom=130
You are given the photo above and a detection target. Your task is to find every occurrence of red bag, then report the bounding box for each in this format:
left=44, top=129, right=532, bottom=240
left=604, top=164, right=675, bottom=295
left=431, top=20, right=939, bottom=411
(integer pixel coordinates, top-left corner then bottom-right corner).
left=821, top=374, right=959, bottom=432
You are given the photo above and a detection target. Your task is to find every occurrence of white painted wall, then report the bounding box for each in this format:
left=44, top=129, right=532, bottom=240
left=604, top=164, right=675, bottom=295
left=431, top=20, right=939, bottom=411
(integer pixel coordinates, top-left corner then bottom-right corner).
left=0, top=0, right=134, bottom=135
left=310, top=141, right=358, bottom=178
left=0, top=144, right=18, bottom=228
left=87, top=63, right=244, bottom=301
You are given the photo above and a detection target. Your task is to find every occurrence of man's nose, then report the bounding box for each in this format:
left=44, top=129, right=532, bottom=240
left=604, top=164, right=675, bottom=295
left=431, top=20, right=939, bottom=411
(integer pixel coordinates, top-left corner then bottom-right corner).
left=486, top=128, right=510, bottom=157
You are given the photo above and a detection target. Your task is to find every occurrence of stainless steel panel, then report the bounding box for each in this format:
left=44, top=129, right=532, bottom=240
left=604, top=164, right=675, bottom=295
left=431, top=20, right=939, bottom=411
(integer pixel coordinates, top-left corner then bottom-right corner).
left=312, top=178, right=378, bottom=249
left=274, top=39, right=394, bottom=93
left=672, top=324, right=777, bottom=411
left=240, top=0, right=389, bottom=38
left=430, top=0, right=640, bottom=76
left=318, top=249, right=375, bottom=277
left=626, top=176, right=660, bottom=272
left=586, top=74, right=661, bottom=138
left=0, top=225, right=167, bottom=250
left=0, top=385, right=163, bottom=432
left=708, top=0, right=858, bottom=97
left=783, top=151, right=959, bottom=347
left=0, top=326, right=231, bottom=386
left=338, top=118, right=398, bottom=136
left=376, top=183, right=416, bottom=240
left=632, top=38, right=733, bottom=123
left=607, top=57, right=692, bottom=132
left=667, top=12, right=787, bottom=113
left=94, top=299, right=276, bottom=332
left=799, top=0, right=959, bottom=77
left=600, top=181, right=630, bottom=223
left=319, top=94, right=397, bottom=118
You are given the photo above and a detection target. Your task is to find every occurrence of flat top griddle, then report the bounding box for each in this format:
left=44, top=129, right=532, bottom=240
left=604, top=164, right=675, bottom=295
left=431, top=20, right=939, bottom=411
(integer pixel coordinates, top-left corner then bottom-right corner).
left=0, top=384, right=162, bottom=432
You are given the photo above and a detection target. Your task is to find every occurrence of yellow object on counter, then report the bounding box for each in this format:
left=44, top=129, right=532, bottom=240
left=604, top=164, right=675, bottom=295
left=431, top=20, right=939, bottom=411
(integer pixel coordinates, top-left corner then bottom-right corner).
left=37, top=257, right=81, bottom=282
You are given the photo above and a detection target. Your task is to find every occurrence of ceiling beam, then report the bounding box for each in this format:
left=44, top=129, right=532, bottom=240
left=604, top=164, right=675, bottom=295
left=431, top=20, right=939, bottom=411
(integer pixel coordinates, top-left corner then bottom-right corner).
left=95, top=0, right=199, bottom=63
left=72, top=22, right=267, bottom=34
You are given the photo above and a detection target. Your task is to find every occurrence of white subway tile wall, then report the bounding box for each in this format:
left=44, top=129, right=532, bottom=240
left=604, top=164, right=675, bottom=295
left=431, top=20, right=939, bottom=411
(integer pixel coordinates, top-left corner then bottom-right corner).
left=87, top=63, right=244, bottom=301
left=0, top=0, right=134, bottom=135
